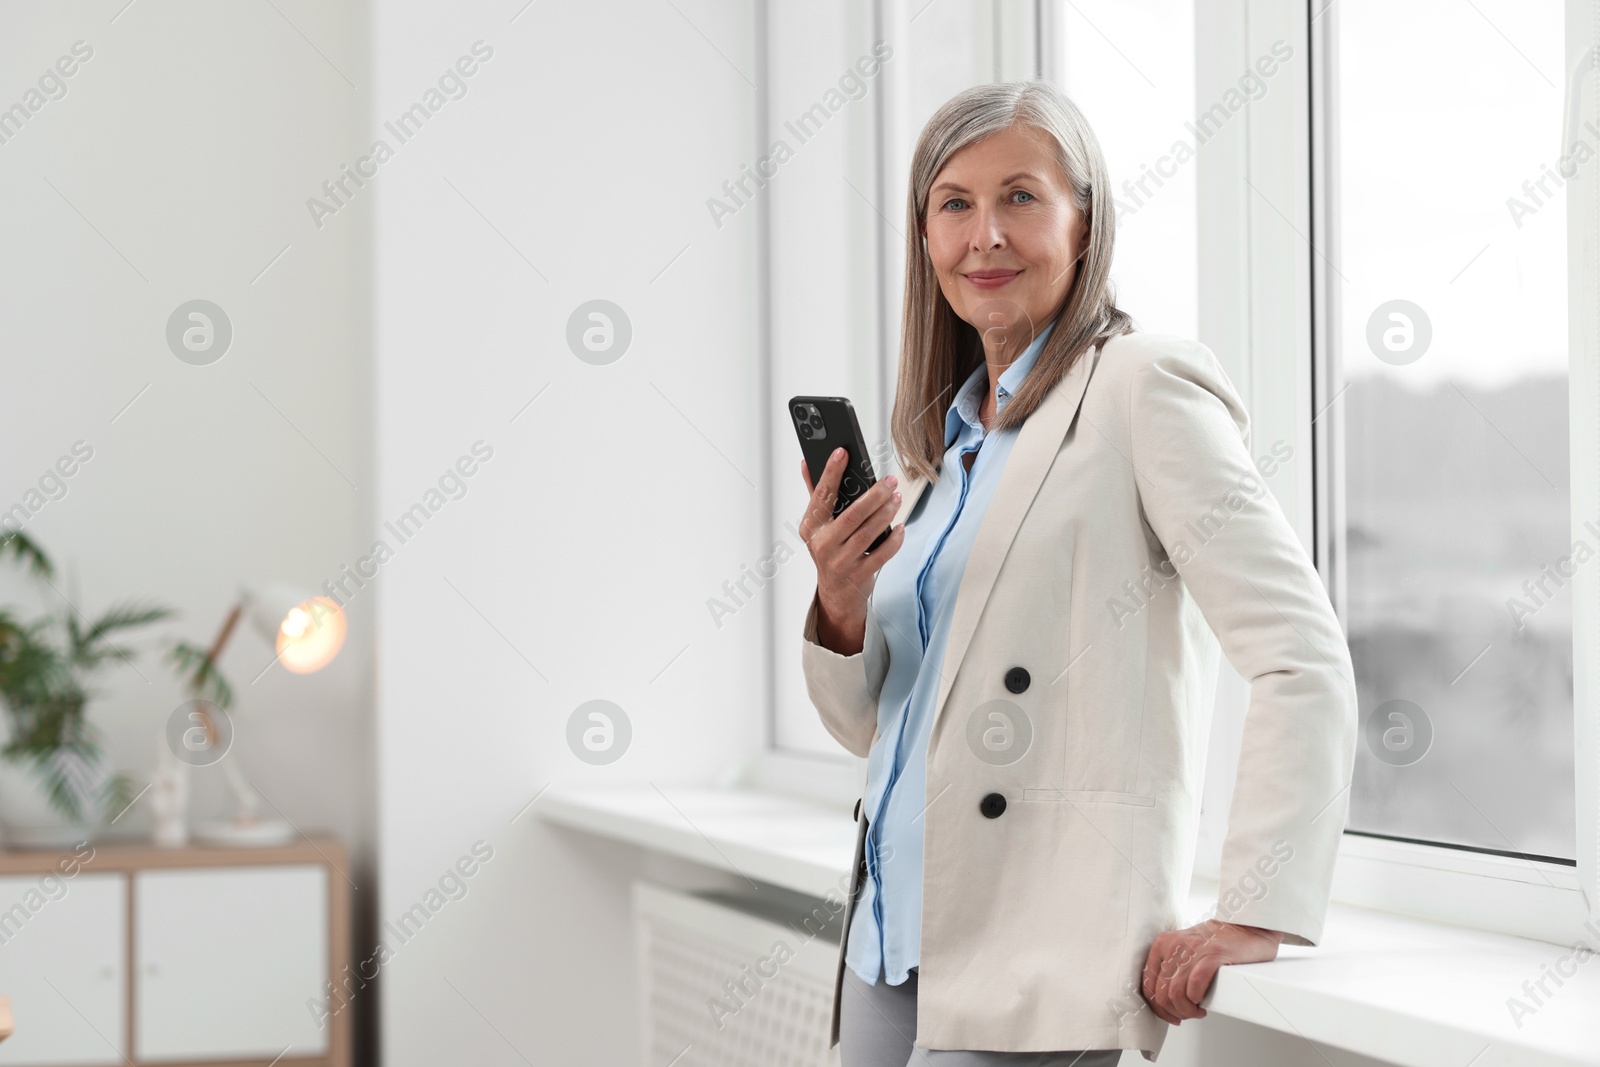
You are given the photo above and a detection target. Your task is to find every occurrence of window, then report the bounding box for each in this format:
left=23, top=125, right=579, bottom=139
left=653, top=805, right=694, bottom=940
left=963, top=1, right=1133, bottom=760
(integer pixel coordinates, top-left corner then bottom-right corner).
left=1323, top=0, right=1575, bottom=863
left=1047, top=0, right=1198, bottom=340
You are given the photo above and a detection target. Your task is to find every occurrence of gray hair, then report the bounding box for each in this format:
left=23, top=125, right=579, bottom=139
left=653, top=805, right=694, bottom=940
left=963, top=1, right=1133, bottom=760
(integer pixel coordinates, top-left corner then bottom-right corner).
left=890, top=80, right=1132, bottom=483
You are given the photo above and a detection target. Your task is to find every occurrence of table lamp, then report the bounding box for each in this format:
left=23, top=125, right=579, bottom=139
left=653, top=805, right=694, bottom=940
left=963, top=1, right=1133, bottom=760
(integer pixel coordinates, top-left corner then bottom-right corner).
left=188, top=583, right=345, bottom=847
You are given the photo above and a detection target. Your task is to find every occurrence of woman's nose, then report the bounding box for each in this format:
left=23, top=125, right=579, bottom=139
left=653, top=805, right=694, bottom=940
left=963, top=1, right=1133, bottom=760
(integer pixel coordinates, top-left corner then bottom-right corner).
left=969, top=205, right=1005, bottom=250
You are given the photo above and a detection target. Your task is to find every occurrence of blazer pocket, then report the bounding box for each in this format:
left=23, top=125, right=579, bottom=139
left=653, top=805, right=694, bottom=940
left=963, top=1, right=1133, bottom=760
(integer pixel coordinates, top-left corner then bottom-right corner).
left=1021, top=788, right=1156, bottom=807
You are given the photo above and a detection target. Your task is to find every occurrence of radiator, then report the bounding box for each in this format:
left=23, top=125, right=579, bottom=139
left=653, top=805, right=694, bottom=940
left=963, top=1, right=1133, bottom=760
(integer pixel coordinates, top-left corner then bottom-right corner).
left=632, top=881, right=845, bottom=1067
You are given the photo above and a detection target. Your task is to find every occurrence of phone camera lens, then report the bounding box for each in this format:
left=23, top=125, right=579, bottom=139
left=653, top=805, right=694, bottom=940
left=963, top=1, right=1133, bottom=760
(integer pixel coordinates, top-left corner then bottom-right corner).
left=809, top=413, right=824, bottom=430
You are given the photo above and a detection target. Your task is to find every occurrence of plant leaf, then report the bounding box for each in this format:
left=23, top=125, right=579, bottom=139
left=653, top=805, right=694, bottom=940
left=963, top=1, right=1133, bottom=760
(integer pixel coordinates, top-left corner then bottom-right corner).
left=98, top=771, right=139, bottom=825
left=164, top=640, right=234, bottom=710
left=71, top=601, right=174, bottom=670
left=26, top=746, right=99, bottom=824
left=0, top=530, right=54, bottom=580
left=0, top=618, right=70, bottom=713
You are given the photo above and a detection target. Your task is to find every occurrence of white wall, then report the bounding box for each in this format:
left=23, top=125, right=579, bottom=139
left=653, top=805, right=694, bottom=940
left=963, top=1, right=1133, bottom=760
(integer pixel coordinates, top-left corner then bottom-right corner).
left=0, top=0, right=376, bottom=1050
left=370, top=0, right=764, bottom=1061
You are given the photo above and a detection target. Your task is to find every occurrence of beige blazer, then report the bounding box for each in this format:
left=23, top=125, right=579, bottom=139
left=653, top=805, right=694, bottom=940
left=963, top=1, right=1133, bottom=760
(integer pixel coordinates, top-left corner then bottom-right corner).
left=801, top=332, right=1357, bottom=1059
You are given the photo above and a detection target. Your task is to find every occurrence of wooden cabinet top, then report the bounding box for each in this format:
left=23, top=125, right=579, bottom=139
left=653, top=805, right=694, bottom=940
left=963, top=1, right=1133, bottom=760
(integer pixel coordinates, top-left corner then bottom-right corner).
left=0, top=834, right=345, bottom=875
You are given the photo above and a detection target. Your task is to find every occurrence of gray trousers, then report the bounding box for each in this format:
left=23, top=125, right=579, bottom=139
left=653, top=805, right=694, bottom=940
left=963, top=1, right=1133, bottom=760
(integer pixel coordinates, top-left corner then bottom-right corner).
left=839, top=964, right=1126, bottom=1067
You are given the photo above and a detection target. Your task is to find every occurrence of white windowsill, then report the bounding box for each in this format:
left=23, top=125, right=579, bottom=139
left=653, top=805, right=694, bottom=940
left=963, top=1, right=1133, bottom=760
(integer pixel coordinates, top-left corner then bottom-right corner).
left=538, top=782, right=1600, bottom=1067
left=538, top=782, right=857, bottom=900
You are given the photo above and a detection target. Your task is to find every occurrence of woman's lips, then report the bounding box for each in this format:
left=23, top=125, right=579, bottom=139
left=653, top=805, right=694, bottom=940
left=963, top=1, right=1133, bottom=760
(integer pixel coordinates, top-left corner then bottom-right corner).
left=965, top=269, right=1021, bottom=290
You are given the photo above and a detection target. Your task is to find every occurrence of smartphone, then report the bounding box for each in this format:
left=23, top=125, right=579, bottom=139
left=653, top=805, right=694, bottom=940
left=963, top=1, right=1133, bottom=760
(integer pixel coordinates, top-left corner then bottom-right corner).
left=789, top=395, right=893, bottom=553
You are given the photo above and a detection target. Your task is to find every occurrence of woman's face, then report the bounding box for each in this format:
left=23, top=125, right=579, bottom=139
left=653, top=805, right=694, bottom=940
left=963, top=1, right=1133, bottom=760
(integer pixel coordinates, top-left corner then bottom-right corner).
left=922, top=123, right=1085, bottom=353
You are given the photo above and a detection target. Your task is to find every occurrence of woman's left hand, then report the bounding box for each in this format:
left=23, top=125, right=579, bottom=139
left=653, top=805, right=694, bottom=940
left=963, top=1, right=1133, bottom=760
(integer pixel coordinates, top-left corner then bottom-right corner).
left=1140, top=919, right=1285, bottom=1024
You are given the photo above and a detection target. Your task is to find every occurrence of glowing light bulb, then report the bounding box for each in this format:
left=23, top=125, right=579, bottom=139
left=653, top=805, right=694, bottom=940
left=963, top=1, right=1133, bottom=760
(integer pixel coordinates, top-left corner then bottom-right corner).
left=274, top=596, right=346, bottom=674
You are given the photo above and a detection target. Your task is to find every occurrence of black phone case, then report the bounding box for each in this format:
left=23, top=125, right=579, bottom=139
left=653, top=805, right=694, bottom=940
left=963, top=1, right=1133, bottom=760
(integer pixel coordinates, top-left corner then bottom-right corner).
left=788, top=395, right=893, bottom=553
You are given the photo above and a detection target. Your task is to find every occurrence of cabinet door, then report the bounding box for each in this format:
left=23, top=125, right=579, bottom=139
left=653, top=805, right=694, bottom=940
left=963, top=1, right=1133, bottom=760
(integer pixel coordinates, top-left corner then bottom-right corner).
left=134, top=864, right=329, bottom=1060
left=0, top=872, right=126, bottom=1065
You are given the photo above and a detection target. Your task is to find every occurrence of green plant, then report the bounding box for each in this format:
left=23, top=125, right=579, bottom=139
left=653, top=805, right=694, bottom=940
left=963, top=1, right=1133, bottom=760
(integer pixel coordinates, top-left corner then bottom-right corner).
left=0, top=529, right=176, bottom=824
left=165, top=638, right=235, bottom=710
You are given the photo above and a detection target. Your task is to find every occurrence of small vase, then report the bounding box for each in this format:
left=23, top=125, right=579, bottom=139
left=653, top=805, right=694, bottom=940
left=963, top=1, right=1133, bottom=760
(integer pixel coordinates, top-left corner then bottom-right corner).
left=149, top=736, right=190, bottom=848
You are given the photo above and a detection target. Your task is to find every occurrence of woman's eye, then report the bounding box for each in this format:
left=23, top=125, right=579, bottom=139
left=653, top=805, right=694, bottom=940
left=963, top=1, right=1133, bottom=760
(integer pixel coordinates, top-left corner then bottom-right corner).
left=1012, top=190, right=1034, bottom=203
left=943, top=198, right=966, bottom=211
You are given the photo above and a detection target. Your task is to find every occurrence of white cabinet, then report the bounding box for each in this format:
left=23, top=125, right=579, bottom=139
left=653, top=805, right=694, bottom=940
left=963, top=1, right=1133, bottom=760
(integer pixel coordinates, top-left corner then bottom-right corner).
left=134, top=865, right=329, bottom=1061
left=0, top=873, right=126, bottom=1065
left=0, top=837, right=347, bottom=1066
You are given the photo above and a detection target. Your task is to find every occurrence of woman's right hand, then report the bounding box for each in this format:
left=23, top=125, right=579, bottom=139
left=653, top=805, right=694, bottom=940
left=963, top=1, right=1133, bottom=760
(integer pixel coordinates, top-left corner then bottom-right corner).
left=799, top=447, right=906, bottom=655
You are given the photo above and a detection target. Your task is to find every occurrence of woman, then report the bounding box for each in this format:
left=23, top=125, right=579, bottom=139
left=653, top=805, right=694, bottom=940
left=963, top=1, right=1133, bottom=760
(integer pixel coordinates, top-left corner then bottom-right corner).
left=798, top=81, right=1356, bottom=1065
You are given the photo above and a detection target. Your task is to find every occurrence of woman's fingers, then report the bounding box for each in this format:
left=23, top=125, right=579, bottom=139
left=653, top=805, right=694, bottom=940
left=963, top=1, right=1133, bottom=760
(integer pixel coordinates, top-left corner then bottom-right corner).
left=1141, top=929, right=1221, bottom=1024
left=1141, top=935, right=1186, bottom=1025
left=1183, top=954, right=1223, bottom=1015
left=833, top=469, right=897, bottom=543
left=802, top=448, right=897, bottom=550
left=800, top=450, right=905, bottom=607
left=809, top=448, right=846, bottom=512
left=1163, top=955, right=1205, bottom=1018
left=800, top=449, right=848, bottom=544
left=1140, top=940, right=1169, bottom=1022
left=869, top=522, right=907, bottom=564
left=1162, top=937, right=1204, bottom=1019
left=842, top=492, right=903, bottom=557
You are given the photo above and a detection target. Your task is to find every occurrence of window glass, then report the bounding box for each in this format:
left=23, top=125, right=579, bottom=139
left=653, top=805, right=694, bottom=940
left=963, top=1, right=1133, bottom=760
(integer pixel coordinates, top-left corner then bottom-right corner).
left=1332, top=0, right=1574, bottom=859
left=1052, top=0, right=1198, bottom=339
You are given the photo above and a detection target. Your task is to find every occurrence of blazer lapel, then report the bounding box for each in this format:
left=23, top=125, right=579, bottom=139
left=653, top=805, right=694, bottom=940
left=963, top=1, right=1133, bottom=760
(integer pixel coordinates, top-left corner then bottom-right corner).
left=926, top=344, right=1100, bottom=733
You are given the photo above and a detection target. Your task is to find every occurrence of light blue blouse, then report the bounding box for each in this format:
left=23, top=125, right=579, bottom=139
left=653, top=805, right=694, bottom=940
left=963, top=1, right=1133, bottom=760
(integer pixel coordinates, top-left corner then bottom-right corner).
left=846, top=320, right=1056, bottom=987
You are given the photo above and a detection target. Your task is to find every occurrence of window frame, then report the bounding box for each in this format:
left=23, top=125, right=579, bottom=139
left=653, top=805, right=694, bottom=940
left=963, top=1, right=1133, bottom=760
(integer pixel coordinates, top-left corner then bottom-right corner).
left=1297, top=0, right=1594, bottom=941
